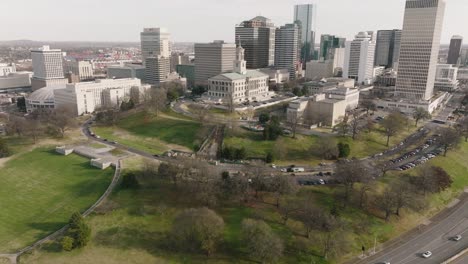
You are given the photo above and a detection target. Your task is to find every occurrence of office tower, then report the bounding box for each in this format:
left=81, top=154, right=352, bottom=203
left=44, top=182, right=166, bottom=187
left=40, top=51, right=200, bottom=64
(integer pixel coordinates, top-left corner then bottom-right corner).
left=447, top=35, right=463, bottom=65
left=170, top=53, right=191, bottom=73
left=64, top=60, right=94, bottom=81
left=395, top=0, right=446, bottom=101
left=235, top=16, right=276, bottom=69
left=194, top=41, right=237, bottom=86
left=319, top=35, right=346, bottom=61
left=141, top=28, right=171, bottom=85
left=294, top=4, right=317, bottom=62
left=31, top=45, right=68, bottom=90
left=375, top=29, right=402, bottom=68
left=145, top=57, right=171, bottom=85
left=275, top=24, right=299, bottom=80
left=140, top=28, right=171, bottom=64
left=343, top=32, right=376, bottom=84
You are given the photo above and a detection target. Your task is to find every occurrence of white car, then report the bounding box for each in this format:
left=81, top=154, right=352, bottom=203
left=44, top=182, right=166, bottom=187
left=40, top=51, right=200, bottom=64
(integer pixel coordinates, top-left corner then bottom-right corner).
left=318, top=179, right=325, bottom=185
left=422, top=251, right=432, bottom=258
left=280, top=168, right=287, bottom=173
left=452, top=235, right=462, bottom=241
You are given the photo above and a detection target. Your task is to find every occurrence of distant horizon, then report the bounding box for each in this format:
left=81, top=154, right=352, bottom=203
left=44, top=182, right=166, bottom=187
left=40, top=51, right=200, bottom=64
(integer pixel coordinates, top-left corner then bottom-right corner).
left=1, top=0, right=466, bottom=44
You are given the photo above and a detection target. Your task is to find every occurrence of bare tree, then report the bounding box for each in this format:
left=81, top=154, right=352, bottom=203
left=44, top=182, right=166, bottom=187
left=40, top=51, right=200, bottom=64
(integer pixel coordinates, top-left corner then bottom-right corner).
left=5, top=115, right=27, bottom=137
left=349, top=110, right=361, bottom=140
left=191, top=104, right=211, bottom=123
left=438, top=127, right=461, bottom=156
left=365, top=117, right=375, bottom=133
left=278, top=198, right=301, bottom=225
left=335, top=115, right=349, bottom=137
left=266, top=174, right=298, bottom=208
left=287, top=112, right=302, bottom=139
left=313, top=137, right=338, bottom=160
left=375, top=188, right=396, bottom=222
left=143, top=88, right=167, bottom=117
left=24, top=118, right=43, bottom=144
left=335, top=160, right=372, bottom=205
left=48, top=107, right=77, bottom=138
left=381, top=111, right=406, bottom=146
left=361, top=99, right=376, bottom=115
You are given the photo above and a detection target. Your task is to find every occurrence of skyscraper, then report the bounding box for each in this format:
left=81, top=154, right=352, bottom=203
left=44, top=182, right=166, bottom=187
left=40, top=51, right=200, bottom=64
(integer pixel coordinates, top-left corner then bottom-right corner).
left=31, top=45, right=68, bottom=90
left=235, top=16, right=276, bottom=69
left=275, top=24, right=299, bottom=80
left=395, top=0, right=446, bottom=101
left=140, top=28, right=171, bottom=64
left=374, top=29, right=402, bottom=68
left=447, top=35, right=463, bottom=65
left=343, top=32, right=376, bottom=84
left=141, top=28, right=171, bottom=85
left=194, top=41, right=237, bottom=86
left=294, top=4, right=317, bottom=63
left=319, top=35, right=346, bottom=61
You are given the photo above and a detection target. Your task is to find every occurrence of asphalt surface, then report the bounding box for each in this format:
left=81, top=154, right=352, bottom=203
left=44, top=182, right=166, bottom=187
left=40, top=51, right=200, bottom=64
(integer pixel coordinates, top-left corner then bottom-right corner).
left=363, top=194, right=468, bottom=264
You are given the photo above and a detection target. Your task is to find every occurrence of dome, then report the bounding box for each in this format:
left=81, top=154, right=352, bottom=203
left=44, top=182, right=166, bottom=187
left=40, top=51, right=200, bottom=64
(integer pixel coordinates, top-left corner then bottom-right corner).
left=28, top=86, right=62, bottom=102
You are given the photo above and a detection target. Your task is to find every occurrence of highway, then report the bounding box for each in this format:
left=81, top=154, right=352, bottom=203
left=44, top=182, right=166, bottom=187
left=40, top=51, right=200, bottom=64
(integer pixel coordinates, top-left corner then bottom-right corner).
left=361, top=193, right=468, bottom=264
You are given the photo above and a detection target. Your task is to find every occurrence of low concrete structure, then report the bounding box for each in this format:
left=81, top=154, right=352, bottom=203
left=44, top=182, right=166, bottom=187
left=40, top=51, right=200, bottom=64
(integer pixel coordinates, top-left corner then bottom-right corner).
left=90, top=158, right=112, bottom=170
left=55, top=146, right=74, bottom=155
left=374, top=92, right=449, bottom=114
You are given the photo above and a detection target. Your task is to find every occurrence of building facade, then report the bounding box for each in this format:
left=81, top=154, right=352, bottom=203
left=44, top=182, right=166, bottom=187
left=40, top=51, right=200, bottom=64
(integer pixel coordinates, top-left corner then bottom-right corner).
left=64, top=60, right=94, bottom=81
left=235, top=16, right=276, bottom=69
left=207, top=45, right=269, bottom=104
left=434, top=64, right=459, bottom=91
left=343, top=32, right=376, bottom=85
left=176, top=64, right=195, bottom=88
left=294, top=4, right=317, bottom=62
left=170, top=53, right=191, bottom=73
left=0, top=63, right=16, bottom=77
left=107, top=63, right=145, bottom=80
left=194, top=41, right=237, bottom=86
left=31, top=45, right=68, bottom=90
left=447, top=35, right=463, bottom=65
left=0, top=72, right=32, bottom=92
left=319, top=35, right=346, bottom=61
left=374, top=29, right=402, bottom=68
left=275, top=24, right=299, bottom=80
left=395, top=0, right=446, bottom=101
left=144, top=57, right=171, bottom=86
left=140, top=28, right=171, bottom=64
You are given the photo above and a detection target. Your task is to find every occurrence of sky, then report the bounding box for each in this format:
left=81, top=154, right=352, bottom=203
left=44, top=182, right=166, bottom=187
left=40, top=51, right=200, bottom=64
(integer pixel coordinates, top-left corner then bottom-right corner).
left=1, top=0, right=466, bottom=44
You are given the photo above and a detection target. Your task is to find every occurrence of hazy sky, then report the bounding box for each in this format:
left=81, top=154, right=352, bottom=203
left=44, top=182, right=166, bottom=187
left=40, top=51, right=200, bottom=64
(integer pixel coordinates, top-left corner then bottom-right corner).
left=1, top=0, right=466, bottom=43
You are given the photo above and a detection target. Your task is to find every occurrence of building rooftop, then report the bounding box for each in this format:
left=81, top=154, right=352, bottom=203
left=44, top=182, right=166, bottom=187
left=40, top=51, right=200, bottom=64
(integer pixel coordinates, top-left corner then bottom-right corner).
left=27, top=86, right=64, bottom=101
left=214, top=70, right=268, bottom=81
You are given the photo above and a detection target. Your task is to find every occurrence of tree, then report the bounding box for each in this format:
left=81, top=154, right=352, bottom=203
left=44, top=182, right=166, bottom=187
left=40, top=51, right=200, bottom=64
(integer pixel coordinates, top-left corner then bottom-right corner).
left=361, top=100, right=376, bottom=115
left=171, top=208, right=225, bottom=256
left=263, top=116, right=282, bottom=141
left=48, top=107, right=77, bottom=138
left=121, top=172, right=140, bottom=189
left=375, top=188, right=396, bottom=221
left=412, top=107, right=431, bottom=127
left=278, top=198, right=301, bottom=225
left=241, top=219, right=284, bottom=263
left=438, top=127, right=461, bottom=156
left=381, top=112, right=406, bottom=146
left=349, top=110, right=361, bottom=140
left=61, top=236, right=74, bottom=251
left=67, top=212, right=91, bottom=248
left=95, top=108, right=118, bottom=125
left=265, top=152, right=274, bottom=163
left=120, top=99, right=135, bottom=111
left=414, top=166, right=453, bottom=195
left=287, top=112, right=302, bottom=139
left=24, top=118, right=43, bottom=144
left=297, top=201, right=325, bottom=239
left=191, top=104, right=210, bottom=123
left=335, top=160, right=372, bottom=205
left=314, top=137, right=338, bottom=160
left=143, top=88, right=167, bottom=117
left=365, top=117, right=375, bottom=133
left=390, top=179, right=416, bottom=217
left=0, top=138, right=12, bottom=158
left=16, top=97, right=26, bottom=112
left=337, top=143, right=351, bottom=158
left=191, top=86, right=207, bottom=96
left=266, top=175, right=297, bottom=208
left=157, top=162, right=181, bottom=187
left=5, top=115, right=27, bottom=137
left=335, top=115, right=349, bottom=137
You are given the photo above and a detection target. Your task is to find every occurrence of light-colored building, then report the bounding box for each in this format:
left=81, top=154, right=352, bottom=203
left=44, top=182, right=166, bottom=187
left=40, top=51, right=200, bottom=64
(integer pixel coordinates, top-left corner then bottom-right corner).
left=395, top=0, right=446, bottom=101
left=343, top=32, right=376, bottom=85
left=170, top=53, right=191, bottom=72
left=140, top=28, right=171, bottom=64
left=434, top=64, right=459, bottom=91
left=107, top=63, right=145, bottom=80
left=26, top=86, right=63, bottom=112
left=275, top=23, right=299, bottom=80
left=374, top=29, right=402, bottom=68
left=374, top=92, right=448, bottom=114
left=161, top=72, right=188, bottom=90
left=145, top=56, right=171, bottom=86
left=258, top=68, right=290, bottom=86
left=0, top=72, right=32, bottom=91
left=31, top=46, right=68, bottom=91
left=294, top=4, right=317, bottom=62
left=64, top=60, right=94, bottom=81
left=457, top=67, right=468, bottom=80
left=302, top=78, right=356, bottom=95
left=194, top=41, right=237, bottom=86
left=207, top=45, right=269, bottom=104
left=306, top=60, right=334, bottom=80
left=0, top=63, right=16, bottom=77
left=235, top=16, right=276, bottom=69
left=54, top=78, right=149, bottom=115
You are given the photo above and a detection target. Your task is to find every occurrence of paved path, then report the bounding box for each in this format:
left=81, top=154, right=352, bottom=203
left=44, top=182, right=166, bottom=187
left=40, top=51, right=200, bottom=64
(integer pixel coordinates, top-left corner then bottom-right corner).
left=0, top=254, right=17, bottom=264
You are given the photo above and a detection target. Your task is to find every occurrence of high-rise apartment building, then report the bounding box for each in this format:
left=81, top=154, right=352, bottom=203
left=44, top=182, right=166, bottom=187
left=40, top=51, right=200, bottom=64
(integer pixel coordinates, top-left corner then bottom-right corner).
left=235, top=16, right=276, bottom=69
left=395, top=0, right=446, bottom=101
left=319, top=35, right=346, bottom=61
left=375, top=29, right=402, bottom=68
left=194, top=41, right=237, bottom=86
left=343, top=32, right=376, bottom=84
left=31, top=45, right=68, bottom=90
left=141, top=28, right=171, bottom=85
left=275, top=24, right=299, bottom=80
left=447, top=35, right=463, bottom=65
left=294, top=4, right=317, bottom=63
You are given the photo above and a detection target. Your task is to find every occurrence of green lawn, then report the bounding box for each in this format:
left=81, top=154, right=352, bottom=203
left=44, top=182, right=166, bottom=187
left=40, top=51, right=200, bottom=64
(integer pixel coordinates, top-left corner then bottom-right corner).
left=93, top=111, right=205, bottom=154
left=0, top=148, right=113, bottom=253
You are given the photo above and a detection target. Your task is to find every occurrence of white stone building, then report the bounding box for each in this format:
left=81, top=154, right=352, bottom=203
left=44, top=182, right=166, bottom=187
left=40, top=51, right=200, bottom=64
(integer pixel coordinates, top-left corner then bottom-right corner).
left=31, top=46, right=68, bottom=90
left=0, top=63, right=16, bottom=76
left=208, top=45, right=270, bottom=104
left=343, top=32, right=376, bottom=85
left=434, top=64, right=459, bottom=92
left=0, top=72, right=32, bottom=91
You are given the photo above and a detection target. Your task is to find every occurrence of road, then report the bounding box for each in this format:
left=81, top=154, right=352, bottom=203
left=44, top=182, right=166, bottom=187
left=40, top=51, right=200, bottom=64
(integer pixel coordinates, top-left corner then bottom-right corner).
left=360, top=193, right=468, bottom=264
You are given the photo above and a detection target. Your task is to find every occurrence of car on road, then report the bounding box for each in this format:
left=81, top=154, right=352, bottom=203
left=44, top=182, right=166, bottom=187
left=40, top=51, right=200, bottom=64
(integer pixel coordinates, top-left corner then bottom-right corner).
left=280, top=168, right=287, bottom=172
left=452, top=235, right=462, bottom=241
left=271, top=164, right=277, bottom=169
left=422, top=251, right=432, bottom=258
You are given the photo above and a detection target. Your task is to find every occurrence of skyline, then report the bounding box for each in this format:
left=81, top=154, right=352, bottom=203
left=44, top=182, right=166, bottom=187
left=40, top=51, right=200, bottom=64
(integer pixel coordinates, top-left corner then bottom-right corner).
left=1, top=0, right=466, bottom=44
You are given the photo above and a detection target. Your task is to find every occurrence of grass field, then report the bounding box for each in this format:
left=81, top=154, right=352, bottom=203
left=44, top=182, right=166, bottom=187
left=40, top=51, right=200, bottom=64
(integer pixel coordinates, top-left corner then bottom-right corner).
left=93, top=111, right=205, bottom=154
left=0, top=148, right=114, bottom=253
